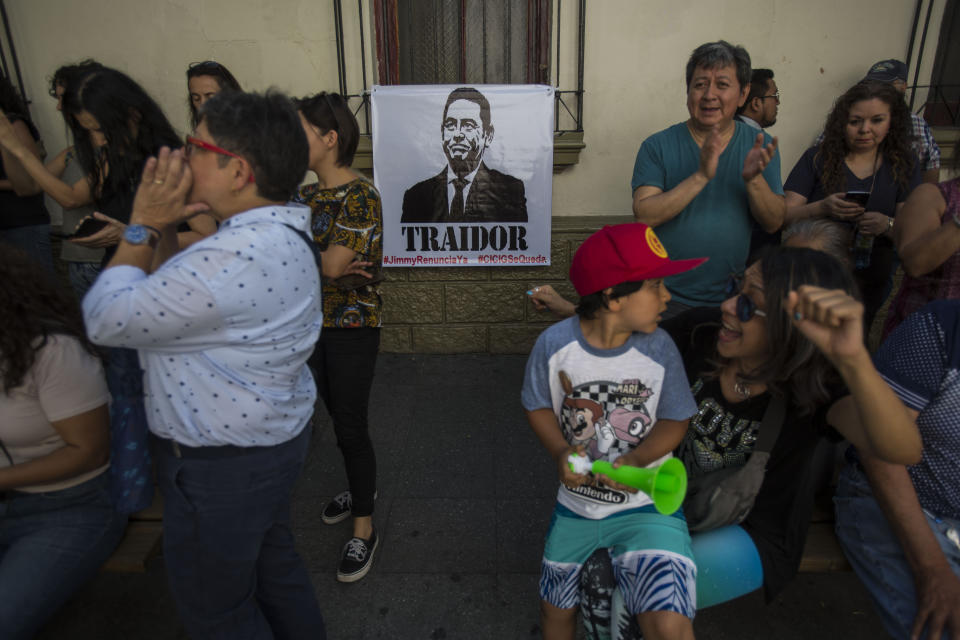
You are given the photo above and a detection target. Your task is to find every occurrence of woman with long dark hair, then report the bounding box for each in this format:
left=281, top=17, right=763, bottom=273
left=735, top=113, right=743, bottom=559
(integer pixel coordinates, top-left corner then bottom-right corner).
left=295, top=91, right=384, bottom=582
left=576, top=246, right=921, bottom=639
left=44, top=60, right=104, bottom=298
left=0, top=248, right=125, bottom=639
left=0, top=75, right=53, bottom=271
left=784, top=81, right=921, bottom=329
left=186, top=61, right=241, bottom=129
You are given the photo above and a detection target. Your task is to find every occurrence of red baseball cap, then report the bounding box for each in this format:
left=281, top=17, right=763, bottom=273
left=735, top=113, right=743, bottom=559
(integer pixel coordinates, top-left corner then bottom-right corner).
left=569, top=223, right=707, bottom=296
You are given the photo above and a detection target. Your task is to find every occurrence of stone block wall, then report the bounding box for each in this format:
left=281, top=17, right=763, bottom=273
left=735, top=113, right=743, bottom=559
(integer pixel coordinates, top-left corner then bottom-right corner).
left=380, top=215, right=633, bottom=354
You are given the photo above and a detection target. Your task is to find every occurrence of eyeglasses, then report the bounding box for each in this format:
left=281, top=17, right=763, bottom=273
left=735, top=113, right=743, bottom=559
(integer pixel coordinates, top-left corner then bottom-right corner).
left=724, top=275, right=767, bottom=322
left=760, top=92, right=780, bottom=103
left=184, top=136, right=255, bottom=183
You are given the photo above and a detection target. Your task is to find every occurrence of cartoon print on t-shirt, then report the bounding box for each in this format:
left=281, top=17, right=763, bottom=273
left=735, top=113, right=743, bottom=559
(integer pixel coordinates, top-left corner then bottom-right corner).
left=558, top=371, right=657, bottom=460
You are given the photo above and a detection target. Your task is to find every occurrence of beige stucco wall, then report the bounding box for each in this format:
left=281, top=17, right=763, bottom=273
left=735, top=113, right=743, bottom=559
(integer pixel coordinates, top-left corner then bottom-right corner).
left=5, top=0, right=939, bottom=216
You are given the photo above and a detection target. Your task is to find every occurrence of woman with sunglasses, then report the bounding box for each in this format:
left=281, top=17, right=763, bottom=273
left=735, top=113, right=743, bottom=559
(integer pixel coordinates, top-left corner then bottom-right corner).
left=186, top=61, right=241, bottom=129
left=293, top=92, right=383, bottom=583
left=545, top=246, right=920, bottom=638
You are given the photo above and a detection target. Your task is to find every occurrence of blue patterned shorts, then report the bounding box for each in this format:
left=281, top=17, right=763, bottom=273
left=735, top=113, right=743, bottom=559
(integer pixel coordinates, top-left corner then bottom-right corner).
left=539, top=506, right=696, bottom=617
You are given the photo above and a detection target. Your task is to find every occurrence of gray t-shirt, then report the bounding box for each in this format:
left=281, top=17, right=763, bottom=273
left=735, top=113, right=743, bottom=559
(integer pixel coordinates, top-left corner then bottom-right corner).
left=522, top=316, right=697, bottom=518
left=54, top=151, right=102, bottom=263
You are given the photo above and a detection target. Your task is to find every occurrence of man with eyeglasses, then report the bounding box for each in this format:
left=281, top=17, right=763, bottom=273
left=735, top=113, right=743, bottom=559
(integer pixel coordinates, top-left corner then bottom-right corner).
left=401, top=86, right=527, bottom=224
left=736, top=68, right=782, bottom=255
left=82, top=90, right=326, bottom=639
left=736, top=68, right=779, bottom=131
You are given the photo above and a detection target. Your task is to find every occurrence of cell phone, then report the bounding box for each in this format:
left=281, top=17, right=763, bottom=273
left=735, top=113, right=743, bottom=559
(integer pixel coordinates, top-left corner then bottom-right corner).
left=66, top=218, right=110, bottom=239
left=331, top=266, right=384, bottom=291
left=844, top=191, right=870, bottom=207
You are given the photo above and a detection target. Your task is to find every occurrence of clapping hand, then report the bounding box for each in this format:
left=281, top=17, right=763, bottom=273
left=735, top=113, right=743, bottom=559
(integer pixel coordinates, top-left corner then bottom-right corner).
left=742, top=132, right=778, bottom=182
left=698, top=127, right=724, bottom=181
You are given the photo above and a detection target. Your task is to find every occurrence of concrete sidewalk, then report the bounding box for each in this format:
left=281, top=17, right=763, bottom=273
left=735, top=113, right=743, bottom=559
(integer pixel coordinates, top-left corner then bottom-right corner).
left=38, top=354, right=887, bottom=639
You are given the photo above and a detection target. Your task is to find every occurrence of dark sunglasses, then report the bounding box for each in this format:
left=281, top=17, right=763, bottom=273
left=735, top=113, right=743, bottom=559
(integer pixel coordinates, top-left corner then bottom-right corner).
left=189, top=60, right=225, bottom=72
left=724, top=275, right=767, bottom=322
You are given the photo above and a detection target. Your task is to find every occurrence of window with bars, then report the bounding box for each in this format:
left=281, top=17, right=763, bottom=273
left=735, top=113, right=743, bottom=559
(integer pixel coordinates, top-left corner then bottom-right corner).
left=376, top=0, right=550, bottom=86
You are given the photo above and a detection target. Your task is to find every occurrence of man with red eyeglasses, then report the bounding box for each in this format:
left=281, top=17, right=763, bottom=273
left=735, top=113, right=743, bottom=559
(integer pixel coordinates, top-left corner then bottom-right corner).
left=83, top=91, right=325, bottom=640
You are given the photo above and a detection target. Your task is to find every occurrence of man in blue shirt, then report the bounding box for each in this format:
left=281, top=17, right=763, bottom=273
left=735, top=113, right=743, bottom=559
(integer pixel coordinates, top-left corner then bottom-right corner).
left=632, top=41, right=785, bottom=316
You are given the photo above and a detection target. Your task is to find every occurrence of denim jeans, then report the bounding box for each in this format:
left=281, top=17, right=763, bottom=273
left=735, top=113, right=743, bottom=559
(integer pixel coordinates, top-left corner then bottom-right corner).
left=835, top=463, right=960, bottom=640
left=155, top=426, right=325, bottom=640
left=0, top=224, right=54, bottom=274
left=310, top=327, right=380, bottom=516
left=67, top=261, right=103, bottom=302
left=0, top=472, right=127, bottom=640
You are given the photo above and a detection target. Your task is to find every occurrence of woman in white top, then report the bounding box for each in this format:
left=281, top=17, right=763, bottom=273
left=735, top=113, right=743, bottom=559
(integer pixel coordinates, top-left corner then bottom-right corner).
left=0, top=248, right=125, bottom=640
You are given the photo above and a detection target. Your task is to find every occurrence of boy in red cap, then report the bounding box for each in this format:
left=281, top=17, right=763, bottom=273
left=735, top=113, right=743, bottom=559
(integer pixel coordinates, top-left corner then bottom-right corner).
left=521, top=223, right=706, bottom=639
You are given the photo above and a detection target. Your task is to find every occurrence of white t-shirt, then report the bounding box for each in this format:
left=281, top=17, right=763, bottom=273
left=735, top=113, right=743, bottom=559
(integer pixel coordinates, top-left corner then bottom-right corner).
left=0, top=334, right=111, bottom=492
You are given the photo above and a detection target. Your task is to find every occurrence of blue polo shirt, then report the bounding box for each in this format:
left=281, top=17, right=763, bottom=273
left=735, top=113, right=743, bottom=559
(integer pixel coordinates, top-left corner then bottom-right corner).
left=631, top=121, right=783, bottom=306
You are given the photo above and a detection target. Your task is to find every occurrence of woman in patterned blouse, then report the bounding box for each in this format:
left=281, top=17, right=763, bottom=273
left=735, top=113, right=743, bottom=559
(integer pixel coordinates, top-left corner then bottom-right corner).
left=295, top=92, right=384, bottom=583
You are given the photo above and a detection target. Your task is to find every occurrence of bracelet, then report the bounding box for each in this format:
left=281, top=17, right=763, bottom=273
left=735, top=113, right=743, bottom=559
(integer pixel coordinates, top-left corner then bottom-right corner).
left=952, top=211, right=960, bottom=229
left=887, top=216, right=894, bottom=233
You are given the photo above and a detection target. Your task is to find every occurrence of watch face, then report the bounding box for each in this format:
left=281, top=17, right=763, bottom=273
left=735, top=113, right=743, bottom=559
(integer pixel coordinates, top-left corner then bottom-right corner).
left=125, top=224, right=150, bottom=245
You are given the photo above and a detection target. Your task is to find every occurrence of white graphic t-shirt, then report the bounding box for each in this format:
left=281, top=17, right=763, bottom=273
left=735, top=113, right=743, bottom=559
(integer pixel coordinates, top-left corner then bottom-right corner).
left=522, top=317, right=696, bottom=519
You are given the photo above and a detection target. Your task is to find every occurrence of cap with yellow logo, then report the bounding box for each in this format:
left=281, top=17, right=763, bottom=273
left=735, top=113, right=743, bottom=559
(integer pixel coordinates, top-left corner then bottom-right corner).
left=569, top=223, right=707, bottom=296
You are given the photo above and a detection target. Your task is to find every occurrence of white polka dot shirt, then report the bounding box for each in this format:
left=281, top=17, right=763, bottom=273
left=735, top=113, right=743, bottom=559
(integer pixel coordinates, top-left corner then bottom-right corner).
left=83, top=204, right=322, bottom=447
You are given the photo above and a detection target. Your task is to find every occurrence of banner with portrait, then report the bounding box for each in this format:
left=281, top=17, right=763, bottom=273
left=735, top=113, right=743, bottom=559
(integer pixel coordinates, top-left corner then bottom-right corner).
left=372, top=84, right=553, bottom=267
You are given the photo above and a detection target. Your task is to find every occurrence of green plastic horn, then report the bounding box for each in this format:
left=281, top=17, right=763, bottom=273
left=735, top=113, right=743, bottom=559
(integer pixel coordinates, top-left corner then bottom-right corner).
left=568, top=455, right=688, bottom=515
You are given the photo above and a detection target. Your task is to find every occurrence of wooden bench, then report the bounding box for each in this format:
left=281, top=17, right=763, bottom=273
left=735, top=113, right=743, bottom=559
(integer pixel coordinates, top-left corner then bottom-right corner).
left=798, top=492, right=851, bottom=573
left=101, top=492, right=164, bottom=573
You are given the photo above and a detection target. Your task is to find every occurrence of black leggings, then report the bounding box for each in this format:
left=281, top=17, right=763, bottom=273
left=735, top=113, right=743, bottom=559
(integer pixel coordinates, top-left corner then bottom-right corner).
left=310, top=327, right=380, bottom=516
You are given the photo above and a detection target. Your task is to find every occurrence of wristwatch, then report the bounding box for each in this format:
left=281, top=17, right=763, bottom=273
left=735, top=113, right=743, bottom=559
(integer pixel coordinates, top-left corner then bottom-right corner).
left=124, top=224, right=160, bottom=249
left=887, top=216, right=894, bottom=233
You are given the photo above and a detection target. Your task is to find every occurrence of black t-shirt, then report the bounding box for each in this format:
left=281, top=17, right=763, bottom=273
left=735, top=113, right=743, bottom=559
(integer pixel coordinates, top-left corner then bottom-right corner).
left=0, top=116, right=50, bottom=230
left=663, top=308, right=844, bottom=599
left=783, top=145, right=919, bottom=217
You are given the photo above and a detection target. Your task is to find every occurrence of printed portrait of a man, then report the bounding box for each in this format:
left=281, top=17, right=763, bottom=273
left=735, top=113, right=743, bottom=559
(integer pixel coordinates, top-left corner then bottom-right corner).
left=401, top=87, right=528, bottom=224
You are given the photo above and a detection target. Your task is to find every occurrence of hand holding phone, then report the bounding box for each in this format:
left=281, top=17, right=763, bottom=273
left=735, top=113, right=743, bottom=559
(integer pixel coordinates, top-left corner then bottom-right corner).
left=63, top=213, right=125, bottom=248
left=844, top=191, right=871, bottom=207
left=822, top=193, right=865, bottom=221
left=67, top=217, right=110, bottom=239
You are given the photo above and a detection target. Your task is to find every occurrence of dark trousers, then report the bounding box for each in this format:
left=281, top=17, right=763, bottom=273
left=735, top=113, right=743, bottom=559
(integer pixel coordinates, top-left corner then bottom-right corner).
left=155, top=427, right=325, bottom=640
left=310, top=327, right=380, bottom=517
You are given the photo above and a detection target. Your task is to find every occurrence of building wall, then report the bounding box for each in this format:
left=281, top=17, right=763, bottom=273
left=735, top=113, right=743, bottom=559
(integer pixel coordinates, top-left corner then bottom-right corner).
left=6, top=0, right=945, bottom=353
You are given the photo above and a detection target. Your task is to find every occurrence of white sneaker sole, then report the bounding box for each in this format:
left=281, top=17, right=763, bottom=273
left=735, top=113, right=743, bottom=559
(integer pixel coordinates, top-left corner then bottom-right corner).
left=321, top=509, right=351, bottom=525
left=336, top=534, right=379, bottom=583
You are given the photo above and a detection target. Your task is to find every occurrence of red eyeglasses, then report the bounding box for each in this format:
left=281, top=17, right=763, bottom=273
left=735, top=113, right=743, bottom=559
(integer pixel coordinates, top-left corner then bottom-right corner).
left=184, top=136, right=255, bottom=183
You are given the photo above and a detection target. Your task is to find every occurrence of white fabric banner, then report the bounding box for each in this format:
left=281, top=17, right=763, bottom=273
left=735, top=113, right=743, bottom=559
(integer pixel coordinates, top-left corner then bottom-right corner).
left=372, top=84, right=553, bottom=267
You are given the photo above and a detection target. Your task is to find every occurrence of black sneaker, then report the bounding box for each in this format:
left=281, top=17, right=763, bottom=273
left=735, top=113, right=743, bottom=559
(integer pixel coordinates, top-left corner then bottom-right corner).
left=321, top=491, right=353, bottom=524
left=336, top=529, right=378, bottom=583
left=321, top=490, right=377, bottom=525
